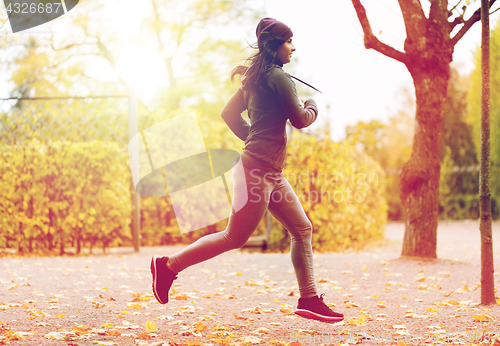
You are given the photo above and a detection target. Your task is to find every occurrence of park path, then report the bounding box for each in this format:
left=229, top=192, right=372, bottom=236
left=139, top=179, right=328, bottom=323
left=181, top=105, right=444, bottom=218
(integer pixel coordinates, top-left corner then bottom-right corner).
left=1, top=220, right=500, bottom=346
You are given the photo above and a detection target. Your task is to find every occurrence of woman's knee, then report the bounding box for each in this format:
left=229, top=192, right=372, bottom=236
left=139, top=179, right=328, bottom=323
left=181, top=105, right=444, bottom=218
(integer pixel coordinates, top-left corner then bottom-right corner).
left=221, top=230, right=249, bottom=250
left=291, top=221, right=313, bottom=241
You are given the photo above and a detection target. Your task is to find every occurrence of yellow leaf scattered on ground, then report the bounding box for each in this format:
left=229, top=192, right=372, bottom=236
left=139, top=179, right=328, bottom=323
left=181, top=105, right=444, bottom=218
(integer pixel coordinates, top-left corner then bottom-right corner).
left=144, top=319, right=157, bottom=333
left=172, top=294, right=189, bottom=300
left=91, top=302, right=106, bottom=308
left=101, top=323, right=113, bottom=328
left=252, top=327, right=270, bottom=335
left=131, top=296, right=150, bottom=302
left=239, top=336, right=262, bottom=344
left=93, top=340, right=117, bottom=345
left=349, top=315, right=366, bottom=326
left=472, top=314, right=495, bottom=322
left=194, top=322, right=207, bottom=332
left=44, top=332, right=78, bottom=341
left=72, top=325, right=91, bottom=335
left=127, top=303, right=146, bottom=309
left=279, top=308, right=294, bottom=316
left=234, top=313, right=255, bottom=321
left=104, top=330, right=121, bottom=336
left=345, top=301, right=361, bottom=308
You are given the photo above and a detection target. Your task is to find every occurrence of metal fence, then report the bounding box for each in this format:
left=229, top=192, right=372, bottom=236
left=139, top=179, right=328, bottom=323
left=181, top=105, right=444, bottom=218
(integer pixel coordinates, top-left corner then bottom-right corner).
left=0, top=94, right=141, bottom=251
left=0, top=95, right=130, bottom=145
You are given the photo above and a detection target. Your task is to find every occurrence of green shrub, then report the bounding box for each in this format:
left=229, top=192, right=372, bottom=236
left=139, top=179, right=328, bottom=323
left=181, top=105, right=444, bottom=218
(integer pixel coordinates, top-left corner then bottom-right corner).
left=440, top=194, right=499, bottom=220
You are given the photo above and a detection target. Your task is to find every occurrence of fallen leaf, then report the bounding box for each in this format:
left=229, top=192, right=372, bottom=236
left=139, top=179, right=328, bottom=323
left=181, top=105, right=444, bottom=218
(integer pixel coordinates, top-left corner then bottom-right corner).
left=44, top=332, right=79, bottom=341
left=252, top=327, right=270, bottom=335
left=145, top=320, right=157, bottom=333
left=135, top=332, right=151, bottom=340
left=348, top=315, right=366, bottom=326
left=239, top=335, right=262, bottom=344
left=93, top=341, right=118, bottom=345
left=472, top=314, right=495, bottom=322
left=105, top=330, right=121, bottom=336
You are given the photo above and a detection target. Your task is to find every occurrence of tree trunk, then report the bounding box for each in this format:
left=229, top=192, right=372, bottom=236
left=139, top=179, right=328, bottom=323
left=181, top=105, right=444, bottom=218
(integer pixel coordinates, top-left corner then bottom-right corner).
left=76, top=231, right=82, bottom=254
left=59, top=230, right=65, bottom=256
left=350, top=0, right=495, bottom=259
left=400, top=68, right=450, bottom=258
left=480, top=0, right=496, bottom=305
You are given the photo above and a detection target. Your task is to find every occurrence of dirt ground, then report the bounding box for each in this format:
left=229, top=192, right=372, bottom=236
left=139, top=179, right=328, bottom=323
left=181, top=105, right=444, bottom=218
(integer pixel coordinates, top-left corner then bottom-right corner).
left=1, top=220, right=500, bottom=346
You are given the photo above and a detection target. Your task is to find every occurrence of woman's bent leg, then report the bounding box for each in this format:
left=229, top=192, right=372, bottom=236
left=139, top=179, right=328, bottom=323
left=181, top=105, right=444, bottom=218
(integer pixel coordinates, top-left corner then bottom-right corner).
left=168, top=163, right=272, bottom=273
left=267, top=178, right=317, bottom=298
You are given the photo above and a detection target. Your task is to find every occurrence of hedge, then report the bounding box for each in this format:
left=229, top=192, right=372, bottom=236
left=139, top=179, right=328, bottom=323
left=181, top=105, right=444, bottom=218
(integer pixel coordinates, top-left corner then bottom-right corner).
left=267, top=133, right=388, bottom=252
left=0, top=141, right=132, bottom=254
left=1, top=134, right=388, bottom=254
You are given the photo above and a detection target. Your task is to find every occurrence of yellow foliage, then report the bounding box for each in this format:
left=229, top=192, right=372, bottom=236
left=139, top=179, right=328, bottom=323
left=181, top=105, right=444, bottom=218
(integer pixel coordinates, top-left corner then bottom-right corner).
left=0, top=141, right=132, bottom=253
left=144, top=320, right=157, bottom=333
left=269, top=132, right=387, bottom=252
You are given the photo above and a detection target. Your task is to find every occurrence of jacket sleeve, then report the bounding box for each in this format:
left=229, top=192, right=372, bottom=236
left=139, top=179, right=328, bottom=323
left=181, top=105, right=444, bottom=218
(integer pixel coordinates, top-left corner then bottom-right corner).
left=268, top=68, right=318, bottom=129
left=220, top=87, right=250, bottom=141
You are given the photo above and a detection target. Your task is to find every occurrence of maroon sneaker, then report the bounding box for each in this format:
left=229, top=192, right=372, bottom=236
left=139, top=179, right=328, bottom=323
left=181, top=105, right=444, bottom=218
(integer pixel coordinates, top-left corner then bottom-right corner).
left=150, top=255, right=177, bottom=304
left=294, top=294, right=344, bottom=322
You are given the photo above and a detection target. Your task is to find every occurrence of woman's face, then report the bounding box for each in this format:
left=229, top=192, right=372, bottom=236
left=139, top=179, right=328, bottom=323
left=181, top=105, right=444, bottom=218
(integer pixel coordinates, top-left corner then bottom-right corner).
left=276, top=37, right=295, bottom=65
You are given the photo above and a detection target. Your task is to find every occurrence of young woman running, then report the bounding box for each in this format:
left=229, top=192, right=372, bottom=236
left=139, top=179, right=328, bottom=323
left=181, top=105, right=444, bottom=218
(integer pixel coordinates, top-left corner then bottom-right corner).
left=151, top=17, right=344, bottom=323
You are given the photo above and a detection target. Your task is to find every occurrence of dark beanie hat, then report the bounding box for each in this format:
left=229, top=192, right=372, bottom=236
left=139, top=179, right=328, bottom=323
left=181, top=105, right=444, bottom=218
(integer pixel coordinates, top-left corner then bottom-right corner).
left=256, top=17, right=293, bottom=50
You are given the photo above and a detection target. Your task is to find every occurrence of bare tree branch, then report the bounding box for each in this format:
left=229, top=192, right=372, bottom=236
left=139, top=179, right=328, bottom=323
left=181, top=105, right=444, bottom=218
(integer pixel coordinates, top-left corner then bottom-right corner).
left=351, top=0, right=407, bottom=65
left=449, top=0, right=464, bottom=14
left=50, top=35, right=95, bottom=52
left=150, top=0, right=179, bottom=88
left=451, top=0, right=497, bottom=46
left=450, top=15, right=465, bottom=29
left=46, top=52, right=100, bottom=70
left=88, top=35, right=130, bottom=91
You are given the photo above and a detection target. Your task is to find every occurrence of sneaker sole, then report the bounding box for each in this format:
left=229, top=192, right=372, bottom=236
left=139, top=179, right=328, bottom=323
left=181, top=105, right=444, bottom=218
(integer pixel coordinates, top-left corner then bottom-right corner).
left=294, top=309, right=344, bottom=322
left=151, top=255, right=166, bottom=304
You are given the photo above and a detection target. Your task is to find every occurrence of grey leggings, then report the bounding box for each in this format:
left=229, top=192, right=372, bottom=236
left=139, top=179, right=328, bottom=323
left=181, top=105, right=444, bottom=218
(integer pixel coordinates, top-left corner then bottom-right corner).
left=168, top=153, right=318, bottom=298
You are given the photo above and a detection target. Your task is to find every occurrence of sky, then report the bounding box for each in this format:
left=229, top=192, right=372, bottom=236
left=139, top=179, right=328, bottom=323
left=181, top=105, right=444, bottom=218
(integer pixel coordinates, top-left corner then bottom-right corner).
left=1, top=0, right=499, bottom=142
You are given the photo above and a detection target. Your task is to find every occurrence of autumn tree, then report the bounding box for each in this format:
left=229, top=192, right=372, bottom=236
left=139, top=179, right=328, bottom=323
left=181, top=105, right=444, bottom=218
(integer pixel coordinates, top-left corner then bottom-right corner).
left=345, top=112, right=414, bottom=221
left=4, top=0, right=256, bottom=109
left=351, top=0, right=498, bottom=258
left=1, top=0, right=259, bottom=247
